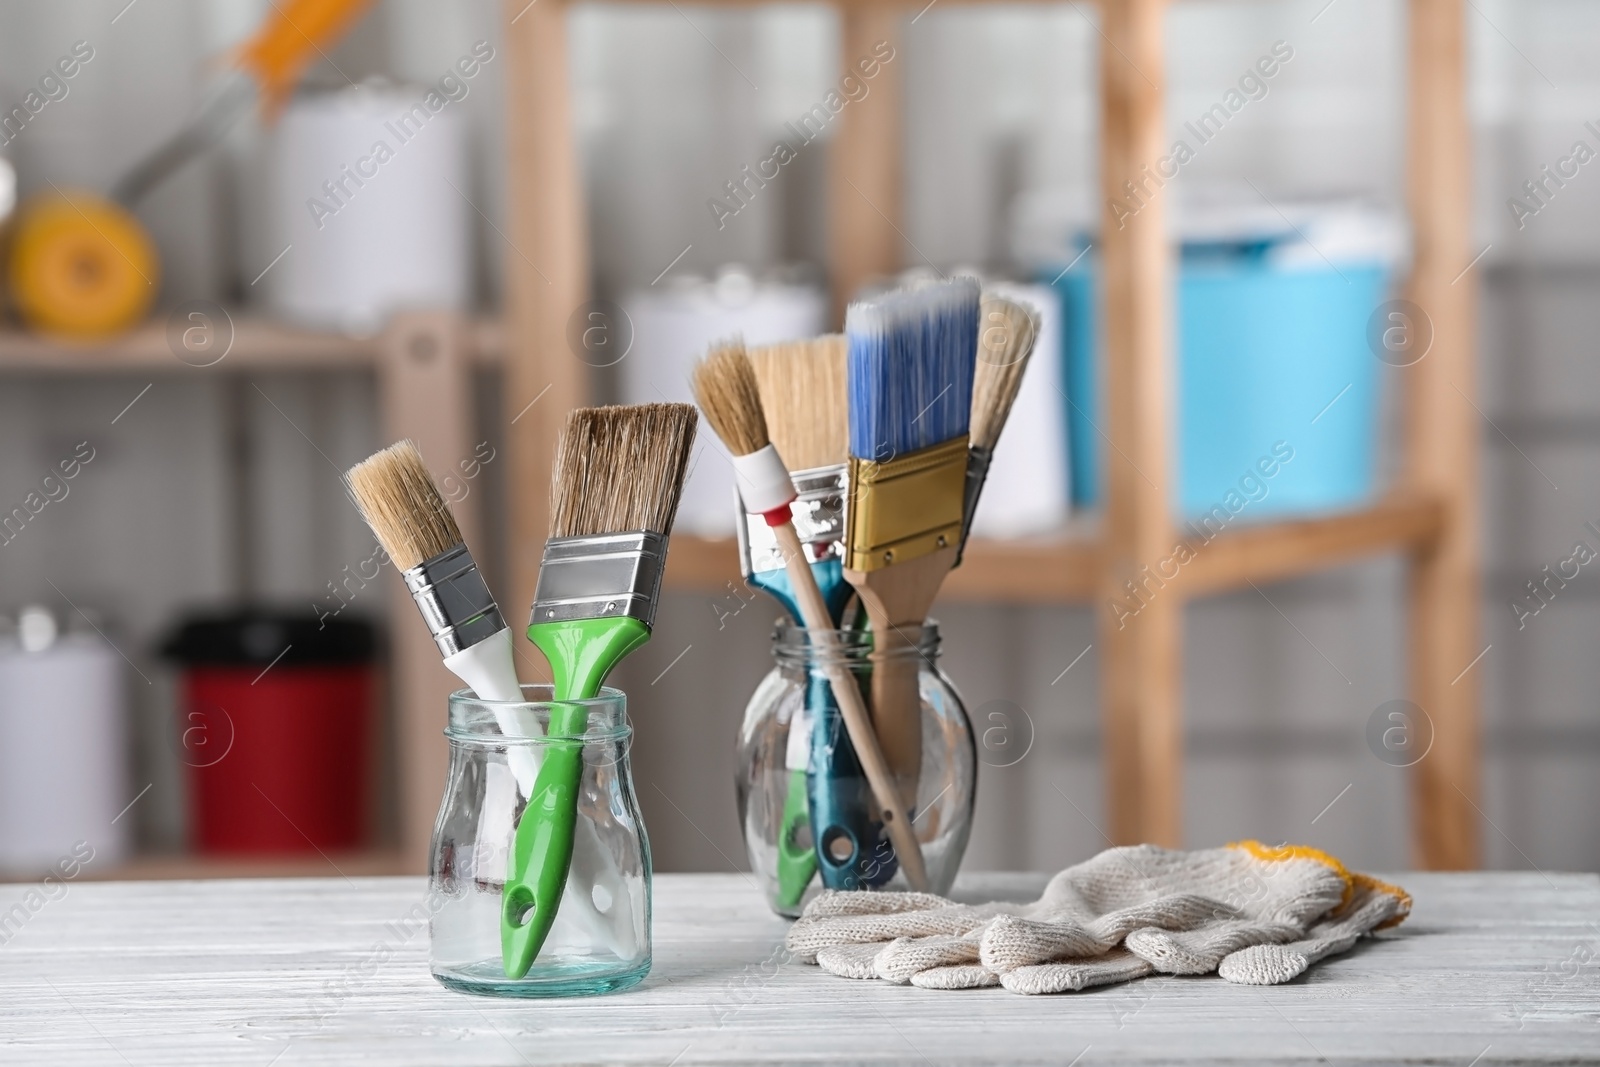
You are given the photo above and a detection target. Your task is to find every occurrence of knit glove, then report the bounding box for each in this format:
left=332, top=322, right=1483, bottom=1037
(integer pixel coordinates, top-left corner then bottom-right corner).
left=1217, top=872, right=1411, bottom=984
left=787, top=842, right=1405, bottom=994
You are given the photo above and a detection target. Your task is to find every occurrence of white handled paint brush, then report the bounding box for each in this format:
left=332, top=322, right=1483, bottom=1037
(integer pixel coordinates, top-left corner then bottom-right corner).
left=957, top=294, right=1042, bottom=564
left=344, top=440, right=631, bottom=957
left=694, top=342, right=929, bottom=891
left=345, top=441, right=524, bottom=705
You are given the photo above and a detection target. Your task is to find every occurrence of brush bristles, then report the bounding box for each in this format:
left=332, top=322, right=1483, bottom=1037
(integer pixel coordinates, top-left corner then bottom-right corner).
left=750, top=335, right=847, bottom=471
left=344, top=440, right=462, bottom=572
left=692, top=340, right=769, bottom=458
left=846, top=275, right=980, bottom=460
left=971, top=296, right=1040, bottom=450
left=550, top=403, right=698, bottom=539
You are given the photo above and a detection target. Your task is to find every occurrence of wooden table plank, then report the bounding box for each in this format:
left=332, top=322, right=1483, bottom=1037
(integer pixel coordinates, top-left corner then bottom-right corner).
left=0, top=872, right=1594, bottom=1065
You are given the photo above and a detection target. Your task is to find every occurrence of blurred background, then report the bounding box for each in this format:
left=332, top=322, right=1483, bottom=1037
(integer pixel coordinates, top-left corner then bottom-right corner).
left=0, top=0, right=1593, bottom=884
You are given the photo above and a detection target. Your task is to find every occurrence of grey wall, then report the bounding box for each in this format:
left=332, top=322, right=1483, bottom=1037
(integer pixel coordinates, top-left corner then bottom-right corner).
left=1, top=0, right=1595, bottom=875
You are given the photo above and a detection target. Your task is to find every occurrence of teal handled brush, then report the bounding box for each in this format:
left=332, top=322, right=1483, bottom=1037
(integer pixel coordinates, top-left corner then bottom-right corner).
left=502, top=403, right=697, bottom=979
left=957, top=294, right=1041, bottom=565
left=745, top=337, right=893, bottom=894
left=843, top=276, right=981, bottom=818
left=742, top=337, right=854, bottom=905
left=694, top=342, right=928, bottom=892
left=743, top=337, right=853, bottom=624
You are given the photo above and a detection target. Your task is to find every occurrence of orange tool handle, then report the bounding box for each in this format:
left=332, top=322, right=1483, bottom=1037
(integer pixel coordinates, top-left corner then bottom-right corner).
left=233, top=0, right=377, bottom=118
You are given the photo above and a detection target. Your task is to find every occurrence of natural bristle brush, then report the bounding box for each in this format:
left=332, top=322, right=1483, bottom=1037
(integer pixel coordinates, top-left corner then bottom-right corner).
left=506, top=404, right=697, bottom=978
left=743, top=336, right=890, bottom=895
left=959, top=294, right=1042, bottom=563
left=694, top=342, right=929, bottom=892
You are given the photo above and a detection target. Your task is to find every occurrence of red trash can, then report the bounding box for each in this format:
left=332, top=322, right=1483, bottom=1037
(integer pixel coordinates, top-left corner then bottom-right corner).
left=161, top=612, right=377, bottom=854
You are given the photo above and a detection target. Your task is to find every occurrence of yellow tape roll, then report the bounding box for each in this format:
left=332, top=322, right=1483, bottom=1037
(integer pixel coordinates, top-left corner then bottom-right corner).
left=9, top=190, right=159, bottom=339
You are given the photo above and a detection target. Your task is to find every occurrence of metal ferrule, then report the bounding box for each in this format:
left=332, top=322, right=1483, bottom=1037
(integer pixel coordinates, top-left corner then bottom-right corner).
left=403, top=543, right=506, bottom=658
left=844, top=435, right=969, bottom=573
left=953, top=445, right=993, bottom=567
left=529, top=530, right=668, bottom=628
left=737, top=463, right=849, bottom=579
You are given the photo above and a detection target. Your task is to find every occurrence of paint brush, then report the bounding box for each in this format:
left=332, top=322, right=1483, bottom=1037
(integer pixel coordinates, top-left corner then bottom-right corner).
left=505, top=403, right=696, bottom=978
left=742, top=335, right=853, bottom=624
left=745, top=337, right=849, bottom=901
left=343, top=440, right=631, bottom=959
left=843, top=276, right=981, bottom=816
left=745, top=335, right=891, bottom=894
left=694, top=342, right=928, bottom=891
left=958, top=294, right=1041, bottom=564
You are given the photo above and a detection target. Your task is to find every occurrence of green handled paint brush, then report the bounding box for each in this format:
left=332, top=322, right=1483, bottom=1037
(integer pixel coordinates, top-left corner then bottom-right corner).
left=502, top=402, right=697, bottom=979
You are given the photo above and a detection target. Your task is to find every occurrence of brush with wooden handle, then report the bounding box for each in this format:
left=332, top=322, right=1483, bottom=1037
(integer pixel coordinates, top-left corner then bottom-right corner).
left=694, top=342, right=929, bottom=891
left=843, top=276, right=981, bottom=816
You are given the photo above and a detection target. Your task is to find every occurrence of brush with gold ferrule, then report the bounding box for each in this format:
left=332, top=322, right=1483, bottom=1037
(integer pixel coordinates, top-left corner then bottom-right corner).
left=843, top=276, right=981, bottom=816
left=695, top=341, right=929, bottom=891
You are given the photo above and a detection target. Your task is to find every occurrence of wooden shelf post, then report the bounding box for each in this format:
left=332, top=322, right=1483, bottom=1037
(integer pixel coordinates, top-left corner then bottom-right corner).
left=503, top=0, right=592, bottom=638
left=1097, top=0, right=1181, bottom=847
left=1403, top=0, right=1481, bottom=869
left=377, top=312, right=480, bottom=870
left=829, top=4, right=904, bottom=320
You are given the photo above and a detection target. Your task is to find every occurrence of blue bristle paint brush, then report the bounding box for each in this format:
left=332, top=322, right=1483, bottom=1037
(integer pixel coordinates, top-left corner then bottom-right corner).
left=743, top=337, right=889, bottom=896
left=843, top=277, right=981, bottom=826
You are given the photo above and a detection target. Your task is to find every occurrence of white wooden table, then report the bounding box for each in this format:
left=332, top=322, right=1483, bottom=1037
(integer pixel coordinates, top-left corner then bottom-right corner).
left=1, top=871, right=1596, bottom=1065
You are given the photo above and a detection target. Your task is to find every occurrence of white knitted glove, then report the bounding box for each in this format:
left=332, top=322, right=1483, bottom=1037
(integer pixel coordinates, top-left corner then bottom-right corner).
left=787, top=842, right=1403, bottom=994
left=1218, top=873, right=1412, bottom=984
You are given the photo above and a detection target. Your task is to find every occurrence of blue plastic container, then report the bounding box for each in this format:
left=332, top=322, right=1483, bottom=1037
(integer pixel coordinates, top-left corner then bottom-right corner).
left=1052, top=248, right=1389, bottom=521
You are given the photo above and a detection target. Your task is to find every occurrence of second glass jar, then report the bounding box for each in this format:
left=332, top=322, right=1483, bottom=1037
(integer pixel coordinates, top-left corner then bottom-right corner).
left=736, top=620, right=975, bottom=917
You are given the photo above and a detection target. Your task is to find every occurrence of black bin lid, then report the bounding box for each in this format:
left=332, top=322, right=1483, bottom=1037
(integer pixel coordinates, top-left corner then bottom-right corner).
left=160, top=610, right=376, bottom=666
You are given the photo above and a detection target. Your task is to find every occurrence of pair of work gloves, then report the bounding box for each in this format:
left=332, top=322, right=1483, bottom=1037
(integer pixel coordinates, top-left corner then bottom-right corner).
left=786, top=841, right=1411, bottom=994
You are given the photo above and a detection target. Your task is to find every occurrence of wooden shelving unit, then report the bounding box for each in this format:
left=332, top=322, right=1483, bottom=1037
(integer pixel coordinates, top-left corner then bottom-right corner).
left=2, top=0, right=1480, bottom=878
left=501, top=0, right=1481, bottom=869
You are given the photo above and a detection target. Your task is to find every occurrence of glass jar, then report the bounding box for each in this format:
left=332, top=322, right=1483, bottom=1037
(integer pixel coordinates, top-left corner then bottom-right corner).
left=429, top=685, right=650, bottom=997
left=735, top=620, right=975, bottom=917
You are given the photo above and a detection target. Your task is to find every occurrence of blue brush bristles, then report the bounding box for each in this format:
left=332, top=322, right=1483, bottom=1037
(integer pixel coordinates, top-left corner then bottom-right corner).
left=845, top=276, right=980, bottom=461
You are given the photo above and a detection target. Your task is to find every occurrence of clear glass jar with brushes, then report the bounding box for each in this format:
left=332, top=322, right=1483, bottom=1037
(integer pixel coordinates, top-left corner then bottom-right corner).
left=735, top=619, right=975, bottom=917
left=430, top=685, right=650, bottom=997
